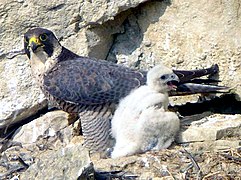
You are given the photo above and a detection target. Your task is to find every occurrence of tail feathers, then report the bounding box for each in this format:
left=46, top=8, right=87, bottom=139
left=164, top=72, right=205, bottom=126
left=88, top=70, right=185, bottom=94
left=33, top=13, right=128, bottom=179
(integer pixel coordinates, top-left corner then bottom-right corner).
left=184, top=78, right=221, bottom=84
left=169, top=83, right=230, bottom=96
left=173, top=64, right=219, bottom=82
left=170, top=64, right=230, bottom=96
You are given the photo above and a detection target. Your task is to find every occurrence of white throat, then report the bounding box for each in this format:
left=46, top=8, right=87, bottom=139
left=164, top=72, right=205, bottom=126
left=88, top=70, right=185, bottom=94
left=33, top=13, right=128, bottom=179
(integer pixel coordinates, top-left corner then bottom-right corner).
left=30, top=45, right=62, bottom=80
left=30, top=48, right=47, bottom=79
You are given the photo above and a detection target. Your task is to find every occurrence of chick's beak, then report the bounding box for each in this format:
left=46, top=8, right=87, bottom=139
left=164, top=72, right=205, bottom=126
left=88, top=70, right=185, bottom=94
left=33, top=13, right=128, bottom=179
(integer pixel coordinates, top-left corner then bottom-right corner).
left=167, top=74, right=180, bottom=90
left=28, top=37, right=42, bottom=52
left=173, top=74, right=180, bottom=82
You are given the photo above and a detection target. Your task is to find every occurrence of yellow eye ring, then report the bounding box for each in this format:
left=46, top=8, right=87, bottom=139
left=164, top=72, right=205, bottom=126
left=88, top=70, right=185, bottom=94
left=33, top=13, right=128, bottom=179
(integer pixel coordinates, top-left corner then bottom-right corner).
left=39, top=33, right=48, bottom=41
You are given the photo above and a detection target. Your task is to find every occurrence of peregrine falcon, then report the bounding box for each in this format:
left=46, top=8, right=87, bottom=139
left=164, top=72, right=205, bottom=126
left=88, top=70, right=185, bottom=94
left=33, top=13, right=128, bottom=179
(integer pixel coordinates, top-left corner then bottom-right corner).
left=23, top=27, right=229, bottom=153
left=111, top=64, right=180, bottom=158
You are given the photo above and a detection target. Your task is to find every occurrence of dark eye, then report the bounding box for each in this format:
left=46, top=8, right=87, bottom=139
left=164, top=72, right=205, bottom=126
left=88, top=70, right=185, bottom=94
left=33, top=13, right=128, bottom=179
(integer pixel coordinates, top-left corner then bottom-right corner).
left=160, top=75, right=166, bottom=80
left=39, top=34, right=48, bottom=41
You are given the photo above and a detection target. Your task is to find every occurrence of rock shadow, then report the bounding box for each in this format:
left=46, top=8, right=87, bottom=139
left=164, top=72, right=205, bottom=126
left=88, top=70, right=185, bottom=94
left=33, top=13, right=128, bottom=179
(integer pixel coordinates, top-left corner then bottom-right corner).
left=171, top=93, right=241, bottom=118
left=106, top=0, right=172, bottom=64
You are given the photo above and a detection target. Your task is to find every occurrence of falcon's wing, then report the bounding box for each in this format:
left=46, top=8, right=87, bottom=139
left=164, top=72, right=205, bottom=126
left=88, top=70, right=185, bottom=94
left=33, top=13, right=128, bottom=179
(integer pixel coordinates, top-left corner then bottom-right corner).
left=169, top=83, right=230, bottom=96
left=173, top=64, right=219, bottom=83
left=170, top=64, right=230, bottom=95
left=43, top=57, right=146, bottom=105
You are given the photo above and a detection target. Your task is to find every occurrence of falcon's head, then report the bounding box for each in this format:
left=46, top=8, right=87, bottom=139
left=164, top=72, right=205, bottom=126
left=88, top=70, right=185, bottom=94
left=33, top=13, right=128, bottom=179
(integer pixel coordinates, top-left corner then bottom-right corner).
left=24, top=28, right=61, bottom=60
left=147, top=64, right=179, bottom=93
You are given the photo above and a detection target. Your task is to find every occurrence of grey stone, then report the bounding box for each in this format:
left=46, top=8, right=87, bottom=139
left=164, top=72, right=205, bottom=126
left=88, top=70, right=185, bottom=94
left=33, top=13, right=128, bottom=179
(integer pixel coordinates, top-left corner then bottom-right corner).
left=0, top=56, right=47, bottom=129
left=12, top=111, right=72, bottom=145
left=189, top=140, right=241, bottom=151
left=20, top=143, right=91, bottom=180
left=177, top=114, right=241, bottom=143
left=0, top=0, right=149, bottom=57
left=78, top=0, right=149, bottom=26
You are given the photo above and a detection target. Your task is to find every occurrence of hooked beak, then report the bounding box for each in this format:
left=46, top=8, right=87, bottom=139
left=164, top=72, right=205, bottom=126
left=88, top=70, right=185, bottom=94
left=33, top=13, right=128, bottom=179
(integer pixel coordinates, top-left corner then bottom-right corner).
left=28, top=37, right=43, bottom=52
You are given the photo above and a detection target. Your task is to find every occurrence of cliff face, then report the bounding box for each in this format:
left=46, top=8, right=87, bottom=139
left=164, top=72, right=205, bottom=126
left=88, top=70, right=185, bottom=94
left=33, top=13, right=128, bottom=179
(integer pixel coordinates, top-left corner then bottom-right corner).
left=1, top=0, right=240, bottom=128
left=0, top=1, right=241, bottom=178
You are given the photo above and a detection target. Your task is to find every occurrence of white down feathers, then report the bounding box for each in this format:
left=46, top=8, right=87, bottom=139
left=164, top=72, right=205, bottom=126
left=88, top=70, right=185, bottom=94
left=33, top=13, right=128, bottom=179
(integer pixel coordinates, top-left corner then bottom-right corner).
left=111, top=64, right=180, bottom=158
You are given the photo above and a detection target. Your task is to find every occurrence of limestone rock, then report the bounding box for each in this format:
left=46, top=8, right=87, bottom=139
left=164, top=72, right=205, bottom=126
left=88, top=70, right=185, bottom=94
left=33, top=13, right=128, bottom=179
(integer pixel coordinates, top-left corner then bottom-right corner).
left=189, top=139, right=241, bottom=151
left=107, top=0, right=241, bottom=99
left=20, top=143, right=91, bottom=180
left=12, top=110, right=73, bottom=146
left=79, top=0, right=149, bottom=25
left=0, top=56, right=47, bottom=129
left=177, top=114, right=241, bottom=143
left=0, top=0, right=149, bottom=57
left=0, top=146, right=36, bottom=179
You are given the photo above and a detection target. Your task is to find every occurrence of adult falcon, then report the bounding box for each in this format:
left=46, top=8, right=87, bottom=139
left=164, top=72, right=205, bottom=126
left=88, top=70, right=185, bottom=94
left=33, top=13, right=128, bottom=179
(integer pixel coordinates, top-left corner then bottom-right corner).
left=23, top=27, right=229, bottom=153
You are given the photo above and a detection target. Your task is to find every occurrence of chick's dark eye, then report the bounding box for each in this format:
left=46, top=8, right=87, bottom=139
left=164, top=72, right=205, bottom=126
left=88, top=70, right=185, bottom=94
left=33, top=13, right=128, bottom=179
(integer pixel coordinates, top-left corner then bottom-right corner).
left=160, top=75, right=166, bottom=80
left=39, top=34, right=48, bottom=41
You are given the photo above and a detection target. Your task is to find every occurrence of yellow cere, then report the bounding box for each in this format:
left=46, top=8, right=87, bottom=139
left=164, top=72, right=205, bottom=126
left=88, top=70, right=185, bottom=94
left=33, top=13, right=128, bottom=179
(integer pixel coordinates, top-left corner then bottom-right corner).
left=29, top=37, right=42, bottom=45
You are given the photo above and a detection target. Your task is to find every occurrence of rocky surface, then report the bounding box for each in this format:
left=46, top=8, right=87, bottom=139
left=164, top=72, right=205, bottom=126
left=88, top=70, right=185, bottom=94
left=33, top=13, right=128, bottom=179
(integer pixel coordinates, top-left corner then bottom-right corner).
left=12, top=111, right=73, bottom=145
left=93, top=145, right=241, bottom=179
left=20, top=143, right=90, bottom=180
left=106, top=0, right=241, bottom=103
left=178, top=114, right=241, bottom=143
left=0, top=0, right=241, bottom=179
left=0, top=109, right=239, bottom=179
left=0, top=55, right=47, bottom=129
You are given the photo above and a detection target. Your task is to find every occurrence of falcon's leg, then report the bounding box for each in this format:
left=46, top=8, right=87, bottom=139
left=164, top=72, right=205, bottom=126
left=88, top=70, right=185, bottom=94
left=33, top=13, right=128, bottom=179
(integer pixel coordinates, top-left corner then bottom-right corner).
left=79, top=104, right=115, bottom=153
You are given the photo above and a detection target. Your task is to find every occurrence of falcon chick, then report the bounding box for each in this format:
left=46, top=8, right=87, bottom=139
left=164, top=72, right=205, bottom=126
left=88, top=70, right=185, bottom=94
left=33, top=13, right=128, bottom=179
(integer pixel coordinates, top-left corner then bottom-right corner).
left=23, top=27, right=229, bottom=153
left=111, top=64, right=180, bottom=158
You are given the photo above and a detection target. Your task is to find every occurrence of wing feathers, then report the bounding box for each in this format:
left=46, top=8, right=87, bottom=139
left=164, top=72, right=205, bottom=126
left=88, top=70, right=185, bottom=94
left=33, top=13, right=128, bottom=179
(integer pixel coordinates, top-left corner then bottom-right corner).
left=44, top=57, right=228, bottom=106
left=173, top=64, right=218, bottom=82
left=170, top=83, right=230, bottom=96
left=44, top=57, right=146, bottom=105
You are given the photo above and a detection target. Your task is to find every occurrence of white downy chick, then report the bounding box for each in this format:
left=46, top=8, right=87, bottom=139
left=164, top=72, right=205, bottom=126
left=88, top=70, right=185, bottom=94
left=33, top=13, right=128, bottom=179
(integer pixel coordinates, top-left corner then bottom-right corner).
left=111, top=64, right=180, bottom=158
